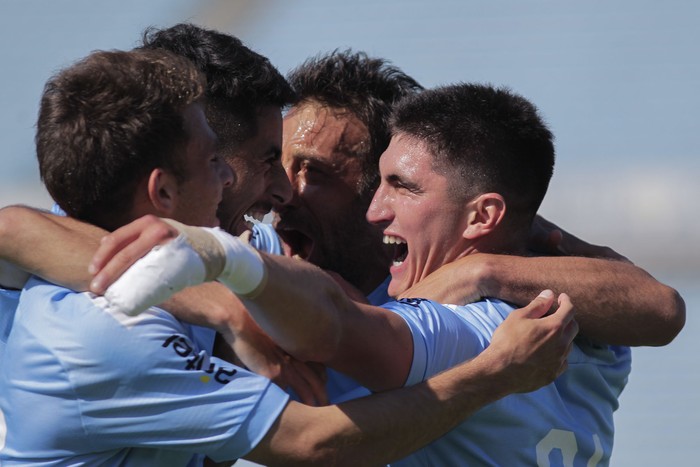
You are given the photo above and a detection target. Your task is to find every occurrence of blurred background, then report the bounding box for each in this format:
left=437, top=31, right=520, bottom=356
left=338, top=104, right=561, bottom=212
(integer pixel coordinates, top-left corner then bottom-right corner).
left=1, top=1, right=697, bottom=464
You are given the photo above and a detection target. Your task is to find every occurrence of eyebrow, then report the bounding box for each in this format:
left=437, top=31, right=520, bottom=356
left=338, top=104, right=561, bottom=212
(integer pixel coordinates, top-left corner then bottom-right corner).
left=386, top=173, right=420, bottom=191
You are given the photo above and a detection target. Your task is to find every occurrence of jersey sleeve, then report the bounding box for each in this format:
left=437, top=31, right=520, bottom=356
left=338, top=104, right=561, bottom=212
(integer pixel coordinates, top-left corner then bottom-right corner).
left=381, top=298, right=488, bottom=387
left=0, top=288, right=20, bottom=359
left=3, top=278, right=289, bottom=462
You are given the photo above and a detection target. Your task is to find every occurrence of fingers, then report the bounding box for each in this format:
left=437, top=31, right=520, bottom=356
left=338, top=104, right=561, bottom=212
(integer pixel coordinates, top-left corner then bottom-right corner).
left=270, top=353, right=328, bottom=407
left=89, top=216, right=178, bottom=294
left=559, top=293, right=579, bottom=342
left=548, top=293, right=577, bottom=335
left=514, top=290, right=555, bottom=319
left=528, top=215, right=564, bottom=255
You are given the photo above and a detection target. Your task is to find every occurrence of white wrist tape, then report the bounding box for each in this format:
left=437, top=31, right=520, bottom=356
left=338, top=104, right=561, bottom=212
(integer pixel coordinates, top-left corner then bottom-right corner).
left=202, top=227, right=267, bottom=297
left=103, top=234, right=207, bottom=316
left=102, top=220, right=267, bottom=316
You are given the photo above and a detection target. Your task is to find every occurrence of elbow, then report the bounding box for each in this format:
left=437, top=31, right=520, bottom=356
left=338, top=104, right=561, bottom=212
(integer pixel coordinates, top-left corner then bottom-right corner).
left=281, top=435, right=365, bottom=467
left=263, top=414, right=363, bottom=467
left=655, top=286, right=686, bottom=346
left=643, top=285, right=686, bottom=346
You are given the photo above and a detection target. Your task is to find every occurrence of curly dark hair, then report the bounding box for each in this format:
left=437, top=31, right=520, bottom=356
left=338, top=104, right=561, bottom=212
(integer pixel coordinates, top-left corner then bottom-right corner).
left=287, top=50, right=423, bottom=196
left=36, top=48, right=205, bottom=231
left=141, top=23, right=296, bottom=153
left=391, top=83, right=555, bottom=234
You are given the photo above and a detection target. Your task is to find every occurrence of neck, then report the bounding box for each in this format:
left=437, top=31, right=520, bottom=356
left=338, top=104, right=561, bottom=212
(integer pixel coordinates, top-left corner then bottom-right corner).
left=458, top=233, right=529, bottom=258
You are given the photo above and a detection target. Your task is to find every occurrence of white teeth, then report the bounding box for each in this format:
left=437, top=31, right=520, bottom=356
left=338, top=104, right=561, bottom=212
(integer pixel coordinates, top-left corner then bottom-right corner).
left=392, top=260, right=404, bottom=267
left=244, top=211, right=267, bottom=224
left=383, top=235, right=405, bottom=245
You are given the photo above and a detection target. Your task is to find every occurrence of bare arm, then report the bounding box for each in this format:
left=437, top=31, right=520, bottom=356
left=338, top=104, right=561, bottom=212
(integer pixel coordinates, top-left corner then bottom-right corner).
left=0, top=205, right=104, bottom=290
left=245, top=292, right=578, bottom=466
left=401, top=217, right=685, bottom=346
left=88, top=216, right=416, bottom=390
left=164, top=282, right=328, bottom=406
left=89, top=216, right=578, bottom=394
left=401, top=253, right=684, bottom=346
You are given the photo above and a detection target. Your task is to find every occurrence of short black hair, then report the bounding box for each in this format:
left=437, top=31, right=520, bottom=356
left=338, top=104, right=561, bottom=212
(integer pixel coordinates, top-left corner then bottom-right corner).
left=392, top=83, right=555, bottom=232
left=141, top=23, right=295, bottom=152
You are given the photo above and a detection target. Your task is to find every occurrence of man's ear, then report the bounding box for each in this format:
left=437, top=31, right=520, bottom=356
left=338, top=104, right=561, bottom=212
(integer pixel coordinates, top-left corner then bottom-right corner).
left=463, top=193, right=506, bottom=240
left=146, top=168, right=178, bottom=216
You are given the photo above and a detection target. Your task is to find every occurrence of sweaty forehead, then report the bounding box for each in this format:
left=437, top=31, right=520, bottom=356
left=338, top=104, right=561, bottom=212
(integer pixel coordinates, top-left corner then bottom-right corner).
left=283, top=102, right=369, bottom=158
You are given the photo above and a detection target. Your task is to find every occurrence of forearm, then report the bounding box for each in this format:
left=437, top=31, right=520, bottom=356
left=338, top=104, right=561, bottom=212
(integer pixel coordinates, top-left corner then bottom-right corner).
left=0, top=205, right=103, bottom=290
left=248, top=347, right=512, bottom=466
left=89, top=217, right=353, bottom=364
left=248, top=292, right=576, bottom=465
left=480, top=254, right=685, bottom=346
left=162, top=283, right=246, bottom=341
left=241, top=253, right=349, bottom=363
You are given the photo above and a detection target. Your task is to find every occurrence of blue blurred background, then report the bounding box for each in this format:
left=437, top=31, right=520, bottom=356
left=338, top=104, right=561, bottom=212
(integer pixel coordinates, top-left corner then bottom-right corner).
left=1, top=1, right=697, bottom=464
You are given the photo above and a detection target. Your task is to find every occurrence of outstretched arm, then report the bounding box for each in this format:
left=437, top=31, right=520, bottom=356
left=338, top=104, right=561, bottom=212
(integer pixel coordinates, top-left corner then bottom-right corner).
left=248, top=291, right=576, bottom=465
left=88, top=216, right=577, bottom=394
left=88, top=215, right=415, bottom=390
left=400, top=216, right=685, bottom=346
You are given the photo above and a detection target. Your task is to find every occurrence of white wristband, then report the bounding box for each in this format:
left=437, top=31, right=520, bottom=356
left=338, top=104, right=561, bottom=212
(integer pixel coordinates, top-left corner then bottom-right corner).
left=161, top=219, right=267, bottom=295
left=103, top=234, right=207, bottom=316
left=101, top=220, right=267, bottom=316
left=204, top=227, right=267, bottom=297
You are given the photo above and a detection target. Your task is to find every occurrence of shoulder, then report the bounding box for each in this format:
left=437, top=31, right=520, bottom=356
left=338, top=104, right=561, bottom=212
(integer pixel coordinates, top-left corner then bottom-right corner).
left=382, top=298, right=490, bottom=384
left=16, top=277, right=200, bottom=377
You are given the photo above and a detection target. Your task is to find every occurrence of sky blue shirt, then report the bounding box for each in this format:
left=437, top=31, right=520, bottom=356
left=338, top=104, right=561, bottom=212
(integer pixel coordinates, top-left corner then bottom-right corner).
left=0, top=288, right=19, bottom=360
left=0, top=277, right=289, bottom=465
left=383, top=297, right=631, bottom=467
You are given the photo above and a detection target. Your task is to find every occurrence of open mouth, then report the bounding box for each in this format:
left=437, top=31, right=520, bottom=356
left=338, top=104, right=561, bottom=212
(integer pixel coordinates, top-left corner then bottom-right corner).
left=277, top=228, right=315, bottom=260
left=384, top=234, right=407, bottom=266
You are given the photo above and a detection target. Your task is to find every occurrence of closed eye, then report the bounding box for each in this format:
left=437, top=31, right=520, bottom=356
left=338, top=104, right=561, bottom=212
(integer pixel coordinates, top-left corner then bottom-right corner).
left=387, top=175, right=421, bottom=194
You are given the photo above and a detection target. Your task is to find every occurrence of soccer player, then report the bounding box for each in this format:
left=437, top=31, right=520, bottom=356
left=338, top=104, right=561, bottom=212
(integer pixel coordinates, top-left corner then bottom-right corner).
left=0, top=35, right=683, bottom=370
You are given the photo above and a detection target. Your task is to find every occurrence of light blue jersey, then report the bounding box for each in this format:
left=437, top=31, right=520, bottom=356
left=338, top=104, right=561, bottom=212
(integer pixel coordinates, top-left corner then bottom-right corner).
left=0, top=288, right=19, bottom=360
left=382, top=297, right=631, bottom=467
left=249, top=222, right=284, bottom=256
left=0, top=203, right=65, bottom=360
left=0, top=277, right=289, bottom=466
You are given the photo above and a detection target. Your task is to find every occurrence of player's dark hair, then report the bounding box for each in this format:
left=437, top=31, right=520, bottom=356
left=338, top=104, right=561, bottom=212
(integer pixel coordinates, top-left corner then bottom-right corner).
left=36, top=49, right=205, bottom=230
left=391, top=83, right=555, bottom=233
left=141, top=23, right=295, bottom=153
